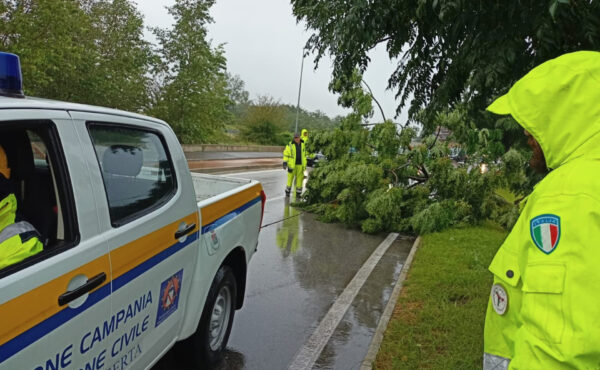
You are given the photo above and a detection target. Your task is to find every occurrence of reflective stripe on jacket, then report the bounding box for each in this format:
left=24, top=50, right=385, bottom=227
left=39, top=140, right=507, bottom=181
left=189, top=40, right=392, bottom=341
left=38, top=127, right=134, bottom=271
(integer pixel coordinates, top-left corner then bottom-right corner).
left=282, top=140, right=307, bottom=170
left=484, top=51, right=600, bottom=368
left=0, top=193, right=43, bottom=269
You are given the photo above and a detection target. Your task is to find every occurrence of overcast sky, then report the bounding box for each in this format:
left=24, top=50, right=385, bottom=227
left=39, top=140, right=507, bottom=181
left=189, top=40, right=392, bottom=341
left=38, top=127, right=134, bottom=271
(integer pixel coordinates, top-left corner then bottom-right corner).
left=137, top=0, right=406, bottom=123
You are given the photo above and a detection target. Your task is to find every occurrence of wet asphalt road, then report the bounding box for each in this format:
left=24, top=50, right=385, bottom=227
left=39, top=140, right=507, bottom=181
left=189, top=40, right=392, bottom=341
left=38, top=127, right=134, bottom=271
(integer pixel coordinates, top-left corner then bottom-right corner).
left=154, top=169, right=413, bottom=370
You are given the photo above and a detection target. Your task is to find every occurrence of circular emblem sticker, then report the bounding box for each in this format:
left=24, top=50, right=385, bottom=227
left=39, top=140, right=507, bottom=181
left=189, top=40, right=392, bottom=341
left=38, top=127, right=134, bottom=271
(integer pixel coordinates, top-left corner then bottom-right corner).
left=491, top=284, right=508, bottom=315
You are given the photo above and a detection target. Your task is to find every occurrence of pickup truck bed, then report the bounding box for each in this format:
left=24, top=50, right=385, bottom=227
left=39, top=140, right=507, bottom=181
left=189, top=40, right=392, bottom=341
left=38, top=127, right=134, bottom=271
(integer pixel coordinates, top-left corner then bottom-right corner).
left=192, top=173, right=253, bottom=202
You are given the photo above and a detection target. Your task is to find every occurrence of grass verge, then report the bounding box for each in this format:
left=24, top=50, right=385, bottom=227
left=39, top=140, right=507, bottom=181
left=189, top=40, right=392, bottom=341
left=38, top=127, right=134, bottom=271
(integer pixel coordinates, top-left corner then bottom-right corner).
left=374, top=221, right=508, bottom=369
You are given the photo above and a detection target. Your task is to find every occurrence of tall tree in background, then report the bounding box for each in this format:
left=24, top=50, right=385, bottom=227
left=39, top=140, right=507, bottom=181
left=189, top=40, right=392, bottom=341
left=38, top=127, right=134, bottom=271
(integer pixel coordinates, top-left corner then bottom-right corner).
left=0, top=0, right=153, bottom=111
left=0, top=0, right=340, bottom=145
left=282, top=105, right=340, bottom=133
left=0, top=0, right=96, bottom=101
left=86, top=0, right=154, bottom=111
left=226, top=73, right=250, bottom=110
left=150, top=0, right=231, bottom=143
left=226, top=72, right=251, bottom=127
left=240, top=96, right=287, bottom=145
left=225, top=76, right=341, bottom=144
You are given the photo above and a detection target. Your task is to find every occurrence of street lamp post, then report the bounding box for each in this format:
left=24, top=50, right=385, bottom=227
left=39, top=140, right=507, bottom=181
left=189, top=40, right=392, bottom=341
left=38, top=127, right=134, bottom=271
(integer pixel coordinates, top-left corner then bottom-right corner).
left=294, top=51, right=305, bottom=134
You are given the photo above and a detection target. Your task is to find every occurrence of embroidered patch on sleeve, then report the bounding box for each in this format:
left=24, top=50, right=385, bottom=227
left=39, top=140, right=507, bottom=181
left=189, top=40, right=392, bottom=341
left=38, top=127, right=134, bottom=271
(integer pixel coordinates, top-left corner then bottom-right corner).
left=530, top=214, right=561, bottom=254
left=491, top=284, right=508, bottom=315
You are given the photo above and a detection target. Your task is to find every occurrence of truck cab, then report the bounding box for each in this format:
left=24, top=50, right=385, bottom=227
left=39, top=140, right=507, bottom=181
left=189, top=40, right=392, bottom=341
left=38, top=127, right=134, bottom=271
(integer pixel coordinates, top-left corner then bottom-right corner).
left=0, top=52, right=265, bottom=369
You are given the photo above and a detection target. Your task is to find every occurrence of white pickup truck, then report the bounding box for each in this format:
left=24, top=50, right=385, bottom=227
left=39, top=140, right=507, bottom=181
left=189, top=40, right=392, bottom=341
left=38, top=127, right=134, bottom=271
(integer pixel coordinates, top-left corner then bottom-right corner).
left=0, top=53, right=265, bottom=369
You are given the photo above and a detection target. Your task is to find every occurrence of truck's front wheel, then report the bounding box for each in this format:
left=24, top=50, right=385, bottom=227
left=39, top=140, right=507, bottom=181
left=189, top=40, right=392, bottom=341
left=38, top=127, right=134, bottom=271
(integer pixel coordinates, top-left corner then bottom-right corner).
left=188, top=265, right=237, bottom=367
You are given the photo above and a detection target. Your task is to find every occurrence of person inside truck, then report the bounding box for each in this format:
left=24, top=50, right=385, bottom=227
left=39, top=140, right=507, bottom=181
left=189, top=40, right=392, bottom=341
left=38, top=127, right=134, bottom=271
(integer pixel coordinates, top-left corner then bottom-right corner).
left=0, top=144, right=43, bottom=269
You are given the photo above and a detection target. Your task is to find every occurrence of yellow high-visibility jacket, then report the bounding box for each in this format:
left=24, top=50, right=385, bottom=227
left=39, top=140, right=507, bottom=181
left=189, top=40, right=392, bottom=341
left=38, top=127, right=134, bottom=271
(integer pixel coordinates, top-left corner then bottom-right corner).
left=484, top=51, right=600, bottom=369
left=283, top=140, right=307, bottom=171
left=301, top=129, right=316, bottom=160
left=0, top=192, right=43, bottom=269
left=301, top=129, right=309, bottom=145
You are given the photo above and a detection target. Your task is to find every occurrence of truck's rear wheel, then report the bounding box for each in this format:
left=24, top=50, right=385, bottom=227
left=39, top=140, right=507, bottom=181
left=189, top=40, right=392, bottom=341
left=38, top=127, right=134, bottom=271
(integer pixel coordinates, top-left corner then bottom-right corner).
left=188, top=265, right=237, bottom=368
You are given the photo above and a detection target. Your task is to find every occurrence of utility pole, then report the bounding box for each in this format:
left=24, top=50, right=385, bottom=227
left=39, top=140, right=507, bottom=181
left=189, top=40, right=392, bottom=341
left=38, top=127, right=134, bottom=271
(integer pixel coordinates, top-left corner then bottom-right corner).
left=294, top=51, right=305, bottom=134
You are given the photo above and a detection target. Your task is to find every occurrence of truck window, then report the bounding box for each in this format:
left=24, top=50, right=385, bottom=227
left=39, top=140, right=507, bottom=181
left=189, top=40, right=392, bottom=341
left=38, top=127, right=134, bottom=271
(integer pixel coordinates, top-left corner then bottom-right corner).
left=88, top=124, right=176, bottom=226
left=0, top=122, right=78, bottom=276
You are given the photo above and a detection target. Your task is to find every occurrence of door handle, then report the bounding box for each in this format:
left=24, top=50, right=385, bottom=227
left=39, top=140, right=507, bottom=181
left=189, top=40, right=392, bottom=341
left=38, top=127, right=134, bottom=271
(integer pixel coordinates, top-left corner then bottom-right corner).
left=58, top=272, right=106, bottom=306
left=175, top=223, right=196, bottom=239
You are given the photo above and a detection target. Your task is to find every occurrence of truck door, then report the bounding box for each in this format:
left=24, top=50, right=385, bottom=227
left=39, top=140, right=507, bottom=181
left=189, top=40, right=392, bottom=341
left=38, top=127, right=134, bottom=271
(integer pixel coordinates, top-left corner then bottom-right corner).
left=0, top=113, right=112, bottom=370
left=71, top=112, right=199, bottom=369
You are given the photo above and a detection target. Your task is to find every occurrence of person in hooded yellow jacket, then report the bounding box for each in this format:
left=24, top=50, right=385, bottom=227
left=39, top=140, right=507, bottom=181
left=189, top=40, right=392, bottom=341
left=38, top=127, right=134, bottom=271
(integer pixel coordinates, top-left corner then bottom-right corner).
left=483, top=51, right=600, bottom=369
left=301, top=128, right=317, bottom=167
left=301, top=128, right=309, bottom=145
left=0, top=144, right=43, bottom=270
left=283, top=132, right=307, bottom=197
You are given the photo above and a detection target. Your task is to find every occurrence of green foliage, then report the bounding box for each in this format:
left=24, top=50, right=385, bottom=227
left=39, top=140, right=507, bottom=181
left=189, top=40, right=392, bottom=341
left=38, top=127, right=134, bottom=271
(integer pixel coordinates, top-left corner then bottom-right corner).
left=225, top=73, right=251, bottom=131
left=362, top=187, right=404, bottom=233
left=0, top=0, right=153, bottom=111
left=0, top=0, right=235, bottom=144
left=282, top=106, right=340, bottom=133
left=411, top=200, right=470, bottom=234
left=150, top=0, right=231, bottom=144
left=239, top=96, right=287, bottom=145
left=86, top=0, right=154, bottom=111
left=232, top=95, right=341, bottom=145
left=0, top=0, right=341, bottom=145
left=223, top=71, right=340, bottom=144
left=291, top=0, right=600, bottom=217
left=292, top=0, right=600, bottom=127
left=1, top=0, right=93, bottom=100
left=370, top=122, right=401, bottom=158
left=226, top=73, right=251, bottom=109
left=299, top=73, right=528, bottom=234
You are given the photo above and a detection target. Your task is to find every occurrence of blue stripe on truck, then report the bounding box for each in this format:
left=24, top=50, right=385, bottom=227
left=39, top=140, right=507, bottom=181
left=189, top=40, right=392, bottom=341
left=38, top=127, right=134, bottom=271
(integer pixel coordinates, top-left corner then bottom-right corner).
left=201, top=195, right=261, bottom=234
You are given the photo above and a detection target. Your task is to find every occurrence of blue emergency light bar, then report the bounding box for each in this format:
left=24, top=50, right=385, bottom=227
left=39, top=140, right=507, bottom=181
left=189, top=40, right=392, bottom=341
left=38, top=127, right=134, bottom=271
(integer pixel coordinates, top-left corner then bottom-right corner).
left=0, top=52, right=24, bottom=98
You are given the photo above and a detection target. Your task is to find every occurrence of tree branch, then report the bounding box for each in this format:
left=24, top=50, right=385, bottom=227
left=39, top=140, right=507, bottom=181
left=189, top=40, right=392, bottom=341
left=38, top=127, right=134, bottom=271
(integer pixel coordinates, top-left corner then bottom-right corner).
left=389, top=169, right=399, bottom=184
left=366, top=36, right=393, bottom=52
left=361, top=79, right=387, bottom=123
left=419, top=165, right=430, bottom=179
left=396, top=162, right=411, bottom=171
left=428, top=125, right=442, bottom=150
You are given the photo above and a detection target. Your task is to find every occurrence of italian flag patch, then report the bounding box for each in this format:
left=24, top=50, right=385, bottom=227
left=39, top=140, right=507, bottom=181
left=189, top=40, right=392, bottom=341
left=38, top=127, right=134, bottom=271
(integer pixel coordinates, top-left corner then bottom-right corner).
left=530, top=214, right=561, bottom=254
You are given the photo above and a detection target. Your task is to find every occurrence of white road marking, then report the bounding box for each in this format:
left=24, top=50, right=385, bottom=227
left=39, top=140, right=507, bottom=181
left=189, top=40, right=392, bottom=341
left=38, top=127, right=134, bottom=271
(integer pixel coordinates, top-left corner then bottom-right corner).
left=288, top=233, right=399, bottom=370
left=266, top=195, right=286, bottom=203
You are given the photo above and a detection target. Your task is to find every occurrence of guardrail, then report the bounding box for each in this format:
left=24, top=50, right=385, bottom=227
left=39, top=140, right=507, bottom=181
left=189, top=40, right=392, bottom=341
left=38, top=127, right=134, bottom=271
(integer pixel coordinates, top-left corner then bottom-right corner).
left=182, top=144, right=284, bottom=152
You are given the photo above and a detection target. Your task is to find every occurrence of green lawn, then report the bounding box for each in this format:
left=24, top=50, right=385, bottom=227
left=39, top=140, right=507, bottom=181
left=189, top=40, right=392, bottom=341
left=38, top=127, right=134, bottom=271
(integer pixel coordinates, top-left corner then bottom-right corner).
left=374, top=222, right=508, bottom=369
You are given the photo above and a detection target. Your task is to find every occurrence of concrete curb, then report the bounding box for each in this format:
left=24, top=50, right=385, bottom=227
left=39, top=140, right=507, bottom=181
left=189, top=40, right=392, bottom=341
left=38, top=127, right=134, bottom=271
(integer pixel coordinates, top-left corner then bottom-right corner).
left=190, top=164, right=282, bottom=174
left=182, top=144, right=283, bottom=152
left=187, top=154, right=281, bottom=162
left=360, top=236, right=422, bottom=370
